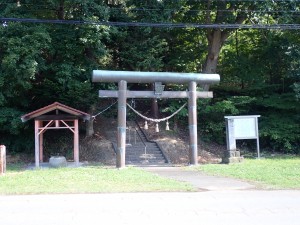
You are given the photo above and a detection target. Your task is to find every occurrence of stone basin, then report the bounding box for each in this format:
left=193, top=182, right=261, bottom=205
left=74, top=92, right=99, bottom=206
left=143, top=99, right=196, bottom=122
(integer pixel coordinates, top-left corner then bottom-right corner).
left=49, top=156, right=67, bottom=168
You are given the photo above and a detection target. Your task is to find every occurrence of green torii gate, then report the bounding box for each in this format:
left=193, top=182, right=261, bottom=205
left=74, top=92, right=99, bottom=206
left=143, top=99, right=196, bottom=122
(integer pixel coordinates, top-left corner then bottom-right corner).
left=92, top=70, right=220, bottom=168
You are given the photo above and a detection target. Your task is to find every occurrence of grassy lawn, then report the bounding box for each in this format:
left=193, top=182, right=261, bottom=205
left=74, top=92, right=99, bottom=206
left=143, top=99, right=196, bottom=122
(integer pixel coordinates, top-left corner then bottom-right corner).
left=0, top=164, right=195, bottom=195
left=195, top=156, right=300, bottom=189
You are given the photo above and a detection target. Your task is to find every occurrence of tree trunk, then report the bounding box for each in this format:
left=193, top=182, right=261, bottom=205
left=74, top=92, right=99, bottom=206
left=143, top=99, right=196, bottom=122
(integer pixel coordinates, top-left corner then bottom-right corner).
left=85, top=105, right=96, bottom=137
left=85, top=119, right=94, bottom=137
left=203, top=30, right=223, bottom=74
left=173, top=116, right=178, bottom=132
left=203, top=3, right=249, bottom=74
left=57, top=0, right=65, bottom=20
left=150, top=83, right=159, bottom=119
left=151, top=99, right=159, bottom=119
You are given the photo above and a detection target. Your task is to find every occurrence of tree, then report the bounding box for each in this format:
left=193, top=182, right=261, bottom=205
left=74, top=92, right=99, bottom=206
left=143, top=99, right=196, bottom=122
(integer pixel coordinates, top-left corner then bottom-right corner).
left=108, top=0, right=170, bottom=118
left=0, top=0, right=111, bottom=146
left=215, top=27, right=300, bottom=152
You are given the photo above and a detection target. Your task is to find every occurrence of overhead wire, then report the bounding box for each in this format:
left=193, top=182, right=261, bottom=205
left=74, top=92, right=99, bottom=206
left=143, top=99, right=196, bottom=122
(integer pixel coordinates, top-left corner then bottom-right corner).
left=1, top=3, right=300, bottom=14
left=1, top=17, right=300, bottom=29
left=1, top=0, right=300, bottom=17
left=2, top=0, right=300, bottom=3
left=1, top=0, right=300, bottom=30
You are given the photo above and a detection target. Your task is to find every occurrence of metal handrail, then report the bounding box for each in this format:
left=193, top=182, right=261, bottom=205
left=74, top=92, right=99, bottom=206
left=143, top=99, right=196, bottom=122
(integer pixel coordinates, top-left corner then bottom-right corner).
left=134, top=127, right=148, bottom=162
left=133, top=127, right=147, bottom=148
left=127, top=126, right=148, bottom=161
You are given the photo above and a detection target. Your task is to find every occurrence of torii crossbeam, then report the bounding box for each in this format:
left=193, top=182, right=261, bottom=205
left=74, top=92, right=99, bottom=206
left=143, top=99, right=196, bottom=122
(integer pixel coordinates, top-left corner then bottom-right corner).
left=92, top=70, right=220, bottom=168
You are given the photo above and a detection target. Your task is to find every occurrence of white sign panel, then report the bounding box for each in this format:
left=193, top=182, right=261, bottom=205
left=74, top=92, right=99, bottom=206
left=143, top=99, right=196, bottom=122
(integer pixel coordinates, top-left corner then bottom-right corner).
left=224, top=115, right=261, bottom=158
left=233, top=117, right=257, bottom=139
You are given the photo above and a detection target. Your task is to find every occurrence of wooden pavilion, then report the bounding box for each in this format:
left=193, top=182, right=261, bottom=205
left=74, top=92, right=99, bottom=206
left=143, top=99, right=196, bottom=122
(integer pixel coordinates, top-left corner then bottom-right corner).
left=21, top=102, right=90, bottom=168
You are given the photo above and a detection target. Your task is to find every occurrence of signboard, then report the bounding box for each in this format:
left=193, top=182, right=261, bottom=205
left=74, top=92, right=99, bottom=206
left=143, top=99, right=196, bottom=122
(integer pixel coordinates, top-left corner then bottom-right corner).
left=224, top=115, right=260, bottom=158
left=232, top=117, right=258, bottom=139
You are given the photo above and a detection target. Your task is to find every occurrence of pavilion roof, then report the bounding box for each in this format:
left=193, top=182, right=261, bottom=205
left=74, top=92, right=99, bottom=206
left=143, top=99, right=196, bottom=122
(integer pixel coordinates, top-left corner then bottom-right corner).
left=21, top=102, right=91, bottom=122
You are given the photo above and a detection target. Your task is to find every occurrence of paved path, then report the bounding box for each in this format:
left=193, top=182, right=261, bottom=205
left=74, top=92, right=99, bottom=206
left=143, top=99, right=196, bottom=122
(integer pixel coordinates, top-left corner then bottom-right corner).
left=143, top=166, right=256, bottom=191
left=1, top=191, right=300, bottom=225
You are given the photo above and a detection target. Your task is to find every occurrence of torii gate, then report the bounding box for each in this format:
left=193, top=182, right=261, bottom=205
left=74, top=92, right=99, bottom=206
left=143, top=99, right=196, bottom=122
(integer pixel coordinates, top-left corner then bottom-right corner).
left=92, top=70, right=220, bottom=168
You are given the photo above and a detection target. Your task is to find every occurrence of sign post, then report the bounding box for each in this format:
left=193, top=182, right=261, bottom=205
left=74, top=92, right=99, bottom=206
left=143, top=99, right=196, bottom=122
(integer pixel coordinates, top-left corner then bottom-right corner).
left=224, top=115, right=260, bottom=163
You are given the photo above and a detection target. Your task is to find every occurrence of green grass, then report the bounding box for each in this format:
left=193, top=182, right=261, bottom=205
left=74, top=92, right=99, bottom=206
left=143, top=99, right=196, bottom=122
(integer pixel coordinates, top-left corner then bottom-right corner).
left=0, top=165, right=195, bottom=195
left=195, top=156, right=300, bottom=189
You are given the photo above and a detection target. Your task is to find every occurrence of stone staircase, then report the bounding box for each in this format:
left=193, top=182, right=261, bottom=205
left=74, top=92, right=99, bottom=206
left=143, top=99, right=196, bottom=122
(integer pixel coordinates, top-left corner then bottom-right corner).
left=121, top=121, right=170, bottom=166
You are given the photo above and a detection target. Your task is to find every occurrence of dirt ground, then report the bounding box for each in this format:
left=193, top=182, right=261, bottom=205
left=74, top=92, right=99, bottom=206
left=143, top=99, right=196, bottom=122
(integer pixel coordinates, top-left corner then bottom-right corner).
left=7, top=116, right=225, bottom=165
left=136, top=120, right=224, bottom=165
left=79, top=116, right=225, bottom=165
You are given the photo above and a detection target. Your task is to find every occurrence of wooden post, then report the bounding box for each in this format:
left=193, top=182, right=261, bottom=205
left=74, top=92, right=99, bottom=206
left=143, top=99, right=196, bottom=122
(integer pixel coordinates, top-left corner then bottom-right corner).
left=188, top=81, right=198, bottom=165
left=74, top=119, right=79, bottom=166
left=34, top=120, right=40, bottom=168
left=0, top=145, right=6, bottom=175
left=117, top=80, right=127, bottom=168
left=39, top=121, right=44, bottom=163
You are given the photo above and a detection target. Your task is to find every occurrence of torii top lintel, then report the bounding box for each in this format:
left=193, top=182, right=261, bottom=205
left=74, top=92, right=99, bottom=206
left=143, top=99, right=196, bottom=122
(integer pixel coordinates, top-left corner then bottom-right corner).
left=92, top=70, right=220, bottom=84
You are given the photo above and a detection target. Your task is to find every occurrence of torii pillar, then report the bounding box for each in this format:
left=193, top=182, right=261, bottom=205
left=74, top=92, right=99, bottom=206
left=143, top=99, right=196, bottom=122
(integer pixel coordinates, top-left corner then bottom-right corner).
left=117, top=80, right=127, bottom=168
left=188, top=81, right=198, bottom=165
left=92, top=70, right=220, bottom=168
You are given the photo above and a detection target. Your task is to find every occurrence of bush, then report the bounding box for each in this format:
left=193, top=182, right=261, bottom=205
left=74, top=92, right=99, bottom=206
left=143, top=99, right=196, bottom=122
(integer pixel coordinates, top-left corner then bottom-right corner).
left=198, top=96, right=255, bottom=144
left=260, top=114, right=300, bottom=153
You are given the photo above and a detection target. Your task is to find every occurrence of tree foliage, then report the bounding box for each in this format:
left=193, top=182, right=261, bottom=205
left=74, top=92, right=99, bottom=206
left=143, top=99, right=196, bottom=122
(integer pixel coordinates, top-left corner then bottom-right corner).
left=0, top=0, right=299, bottom=153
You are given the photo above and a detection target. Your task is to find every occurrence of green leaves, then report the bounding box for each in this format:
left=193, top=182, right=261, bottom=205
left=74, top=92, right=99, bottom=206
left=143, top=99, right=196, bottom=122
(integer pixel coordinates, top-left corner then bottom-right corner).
left=0, top=107, right=24, bottom=135
left=0, top=0, right=300, bottom=153
left=0, top=23, right=51, bottom=108
left=260, top=114, right=300, bottom=153
left=0, top=1, right=111, bottom=152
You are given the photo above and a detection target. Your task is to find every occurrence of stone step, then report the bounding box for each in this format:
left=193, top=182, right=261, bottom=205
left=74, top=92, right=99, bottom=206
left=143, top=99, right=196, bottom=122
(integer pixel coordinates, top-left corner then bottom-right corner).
left=126, top=151, right=163, bottom=156
left=126, top=144, right=160, bottom=149
left=125, top=150, right=164, bottom=155
left=126, top=154, right=165, bottom=159
left=126, top=159, right=167, bottom=163
left=126, top=160, right=167, bottom=165
left=111, top=121, right=169, bottom=165
left=126, top=144, right=158, bottom=148
left=126, top=147, right=160, bottom=151
left=126, top=158, right=167, bottom=162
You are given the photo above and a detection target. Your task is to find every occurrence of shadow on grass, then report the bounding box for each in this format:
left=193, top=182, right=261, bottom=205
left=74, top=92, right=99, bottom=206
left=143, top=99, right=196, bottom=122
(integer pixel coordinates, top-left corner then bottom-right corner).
left=6, top=163, right=27, bottom=172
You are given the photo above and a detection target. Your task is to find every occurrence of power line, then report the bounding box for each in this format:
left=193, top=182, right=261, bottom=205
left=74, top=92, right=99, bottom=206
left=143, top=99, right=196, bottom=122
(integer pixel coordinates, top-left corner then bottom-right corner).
left=1, top=17, right=300, bottom=29
left=9, top=7, right=300, bottom=14
left=1, top=1, right=300, bottom=17
left=118, top=9, right=300, bottom=13
left=3, top=9, right=300, bottom=16
left=1, top=0, right=300, bottom=8
left=1, top=2, right=300, bottom=13
left=2, top=0, right=300, bottom=3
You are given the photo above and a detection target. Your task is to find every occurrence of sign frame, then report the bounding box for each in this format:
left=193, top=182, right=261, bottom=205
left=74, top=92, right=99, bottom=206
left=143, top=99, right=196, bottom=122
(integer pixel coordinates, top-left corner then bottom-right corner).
left=224, top=115, right=261, bottom=158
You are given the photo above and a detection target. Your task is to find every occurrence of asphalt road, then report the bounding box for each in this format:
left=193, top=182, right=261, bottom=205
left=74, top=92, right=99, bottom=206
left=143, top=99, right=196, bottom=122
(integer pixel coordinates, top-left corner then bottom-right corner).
left=1, top=191, right=300, bottom=225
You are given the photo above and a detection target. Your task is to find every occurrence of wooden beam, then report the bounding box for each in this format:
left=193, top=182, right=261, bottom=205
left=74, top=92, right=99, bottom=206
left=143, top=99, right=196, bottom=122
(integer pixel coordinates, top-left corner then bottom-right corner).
left=35, top=115, right=83, bottom=121
left=99, top=90, right=213, bottom=99
left=38, top=127, right=75, bottom=130
left=60, top=120, right=75, bottom=133
left=38, top=120, right=54, bottom=135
